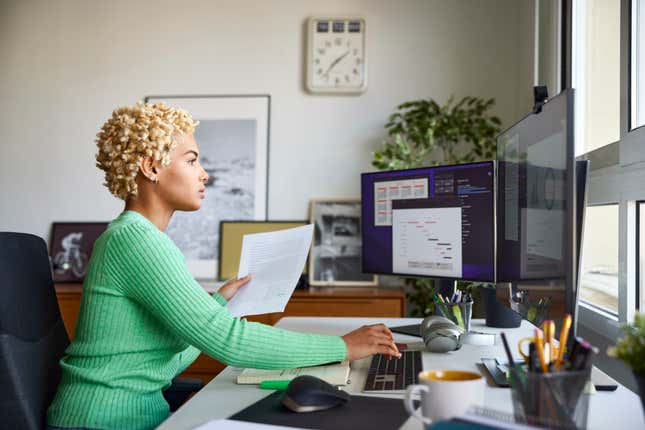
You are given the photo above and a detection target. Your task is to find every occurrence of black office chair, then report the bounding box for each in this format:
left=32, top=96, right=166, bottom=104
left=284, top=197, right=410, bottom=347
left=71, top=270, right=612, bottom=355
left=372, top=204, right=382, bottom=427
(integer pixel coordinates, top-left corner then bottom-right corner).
left=0, top=232, right=70, bottom=430
left=0, top=232, right=202, bottom=429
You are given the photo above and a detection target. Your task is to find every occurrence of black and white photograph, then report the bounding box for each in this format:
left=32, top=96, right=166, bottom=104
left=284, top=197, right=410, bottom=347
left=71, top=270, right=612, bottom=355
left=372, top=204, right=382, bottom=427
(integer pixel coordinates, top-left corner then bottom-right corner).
left=50, top=222, right=109, bottom=282
left=309, top=199, right=377, bottom=286
left=145, top=95, right=269, bottom=279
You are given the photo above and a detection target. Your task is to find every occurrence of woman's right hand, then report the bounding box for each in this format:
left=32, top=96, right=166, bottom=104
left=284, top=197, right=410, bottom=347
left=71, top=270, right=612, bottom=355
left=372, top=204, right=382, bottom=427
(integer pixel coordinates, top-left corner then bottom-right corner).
left=341, top=324, right=401, bottom=361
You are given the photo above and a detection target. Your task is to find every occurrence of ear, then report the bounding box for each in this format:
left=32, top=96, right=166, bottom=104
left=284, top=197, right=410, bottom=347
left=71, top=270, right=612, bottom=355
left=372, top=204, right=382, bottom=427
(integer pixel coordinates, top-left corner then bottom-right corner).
left=138, top=156, right=160, bottom=182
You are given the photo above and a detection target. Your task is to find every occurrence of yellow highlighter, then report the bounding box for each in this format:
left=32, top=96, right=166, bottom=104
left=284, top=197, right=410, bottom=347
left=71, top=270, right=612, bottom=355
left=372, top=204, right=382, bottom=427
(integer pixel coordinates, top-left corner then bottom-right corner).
left=547, top=320, right=556, bottom=362
left=555, top=314, right=572, bottom=371
left=534, top=328, right=549, bottom=373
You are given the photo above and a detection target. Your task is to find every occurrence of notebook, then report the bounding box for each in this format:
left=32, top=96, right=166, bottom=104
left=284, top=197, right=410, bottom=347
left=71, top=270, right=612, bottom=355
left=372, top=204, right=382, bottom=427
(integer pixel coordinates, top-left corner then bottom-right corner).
left=236, top=361, right=350, bottom=386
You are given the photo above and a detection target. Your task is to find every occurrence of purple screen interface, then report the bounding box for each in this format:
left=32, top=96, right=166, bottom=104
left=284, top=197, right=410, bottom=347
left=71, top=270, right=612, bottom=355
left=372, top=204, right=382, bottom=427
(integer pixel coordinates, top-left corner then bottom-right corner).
left=361, top=162, right=495, bottom=282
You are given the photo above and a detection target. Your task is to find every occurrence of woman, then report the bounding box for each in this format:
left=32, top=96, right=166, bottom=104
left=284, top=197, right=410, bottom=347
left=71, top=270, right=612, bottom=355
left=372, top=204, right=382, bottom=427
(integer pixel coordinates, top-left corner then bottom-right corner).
left=46, top=102, right=400, bottom=430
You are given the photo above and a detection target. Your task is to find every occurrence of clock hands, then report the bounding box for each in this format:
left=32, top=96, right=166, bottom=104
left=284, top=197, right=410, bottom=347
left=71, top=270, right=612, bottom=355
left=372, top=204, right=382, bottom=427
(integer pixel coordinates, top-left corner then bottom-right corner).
left=323, top=50, right=350, bottom=78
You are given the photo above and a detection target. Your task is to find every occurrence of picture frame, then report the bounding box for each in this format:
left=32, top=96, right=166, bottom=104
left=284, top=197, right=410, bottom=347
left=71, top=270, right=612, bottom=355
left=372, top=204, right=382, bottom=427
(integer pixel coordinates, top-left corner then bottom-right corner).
left=144, top=95, right=270, bottom=280
left=50, top=222, right=109, bottom=283
left=218, top=220, right=308, bottom=281
left=309, top=198, right=378, bottom=287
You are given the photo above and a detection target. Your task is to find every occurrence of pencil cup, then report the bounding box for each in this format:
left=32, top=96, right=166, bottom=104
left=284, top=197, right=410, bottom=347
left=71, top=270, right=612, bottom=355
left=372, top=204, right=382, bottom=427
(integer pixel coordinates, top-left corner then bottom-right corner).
left=509, top=368, right=591, bottom=430
left=435, top=301, right=473, bottom=332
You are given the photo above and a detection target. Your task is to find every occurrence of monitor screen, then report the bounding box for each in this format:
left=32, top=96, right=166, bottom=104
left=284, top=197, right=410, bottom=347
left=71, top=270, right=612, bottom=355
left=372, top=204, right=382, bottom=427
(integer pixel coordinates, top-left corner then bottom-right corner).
left=495, top=89, right=578, bottom=331
left=361, top=161, right=495, bottom=282
left=218, top=221, right=308, bottom=280
left=496, top=89, right=575, bottom=283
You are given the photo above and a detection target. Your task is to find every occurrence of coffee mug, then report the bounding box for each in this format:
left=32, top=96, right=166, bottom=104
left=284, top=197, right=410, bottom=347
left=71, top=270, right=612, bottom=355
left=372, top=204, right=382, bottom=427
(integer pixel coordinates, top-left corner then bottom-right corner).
left=404, top=370, right=485, bottom=425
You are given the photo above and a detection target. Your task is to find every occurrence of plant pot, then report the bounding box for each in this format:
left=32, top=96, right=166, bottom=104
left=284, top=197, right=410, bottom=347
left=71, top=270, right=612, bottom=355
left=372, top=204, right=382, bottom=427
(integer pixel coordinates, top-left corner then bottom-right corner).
left=480, top=287, right=522, bottom=328
left=635, top=371, right=645, bottom=413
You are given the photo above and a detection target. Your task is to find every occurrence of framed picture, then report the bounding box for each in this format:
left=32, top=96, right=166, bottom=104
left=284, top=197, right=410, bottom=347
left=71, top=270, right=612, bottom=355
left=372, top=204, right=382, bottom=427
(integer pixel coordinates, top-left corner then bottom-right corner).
left=309, top=199, right=378, bottom=287
left=218, top=220, right=308, bottom=281
left=144, top=95, right=270, bottom=279
left=50, top=222, right=109, bottom=283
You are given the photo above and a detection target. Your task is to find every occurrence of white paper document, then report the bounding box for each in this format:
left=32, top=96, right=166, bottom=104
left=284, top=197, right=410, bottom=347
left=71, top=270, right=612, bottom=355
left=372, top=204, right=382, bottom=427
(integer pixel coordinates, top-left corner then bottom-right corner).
left=226, top=224, right=314, bottom=317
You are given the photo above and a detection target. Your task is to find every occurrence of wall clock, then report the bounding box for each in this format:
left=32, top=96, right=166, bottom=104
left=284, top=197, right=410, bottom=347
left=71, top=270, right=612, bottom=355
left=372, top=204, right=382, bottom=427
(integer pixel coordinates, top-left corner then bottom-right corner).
left=306, top=16, right=367, bottom=94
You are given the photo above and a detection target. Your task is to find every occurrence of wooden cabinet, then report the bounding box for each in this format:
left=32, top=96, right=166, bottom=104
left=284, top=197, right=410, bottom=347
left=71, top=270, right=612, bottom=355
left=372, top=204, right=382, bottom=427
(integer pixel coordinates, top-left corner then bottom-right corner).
left=55, top=284, right=405, bottom=383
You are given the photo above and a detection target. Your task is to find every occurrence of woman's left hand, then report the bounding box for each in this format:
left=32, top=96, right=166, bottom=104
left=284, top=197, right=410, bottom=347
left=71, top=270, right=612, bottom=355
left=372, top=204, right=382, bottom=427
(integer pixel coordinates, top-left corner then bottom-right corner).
left=217, top=275, right=252, bottom=301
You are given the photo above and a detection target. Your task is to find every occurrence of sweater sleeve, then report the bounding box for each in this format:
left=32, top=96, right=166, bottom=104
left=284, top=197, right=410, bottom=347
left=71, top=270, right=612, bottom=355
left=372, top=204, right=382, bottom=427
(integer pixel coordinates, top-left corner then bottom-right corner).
left=176, top=345, right=202, bottom=376
left=107, top=223, right=347, bottom=369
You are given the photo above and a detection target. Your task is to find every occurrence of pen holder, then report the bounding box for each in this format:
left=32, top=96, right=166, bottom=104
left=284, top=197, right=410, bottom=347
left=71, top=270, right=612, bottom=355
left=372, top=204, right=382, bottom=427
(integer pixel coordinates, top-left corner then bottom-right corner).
left=509, top=368, right=591, bottom=430
left=435, top=301, right=473, bottom=332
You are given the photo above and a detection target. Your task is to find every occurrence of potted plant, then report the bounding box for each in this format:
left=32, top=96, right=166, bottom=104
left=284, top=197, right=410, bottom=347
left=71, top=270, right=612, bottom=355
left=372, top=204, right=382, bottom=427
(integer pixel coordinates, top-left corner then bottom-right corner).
left=608, top=313, right=645, bottom=411
left=372, top=96, right=502, bottom=316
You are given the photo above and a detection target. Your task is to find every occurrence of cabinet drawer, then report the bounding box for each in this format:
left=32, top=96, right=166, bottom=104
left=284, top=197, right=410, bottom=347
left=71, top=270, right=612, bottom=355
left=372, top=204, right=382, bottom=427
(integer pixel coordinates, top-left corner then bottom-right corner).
left=284, top=298, right=403, bottom=317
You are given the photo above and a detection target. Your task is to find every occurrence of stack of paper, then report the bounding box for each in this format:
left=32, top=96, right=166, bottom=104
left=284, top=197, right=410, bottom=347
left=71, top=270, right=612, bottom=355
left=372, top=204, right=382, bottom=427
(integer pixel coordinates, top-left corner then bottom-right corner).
left=226, top=225, right=314, bottom=317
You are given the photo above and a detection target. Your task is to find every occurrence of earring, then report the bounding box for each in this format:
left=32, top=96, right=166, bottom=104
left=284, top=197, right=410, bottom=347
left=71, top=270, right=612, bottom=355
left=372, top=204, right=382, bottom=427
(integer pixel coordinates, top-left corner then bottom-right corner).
left=150, top=175, right=158, bottom=183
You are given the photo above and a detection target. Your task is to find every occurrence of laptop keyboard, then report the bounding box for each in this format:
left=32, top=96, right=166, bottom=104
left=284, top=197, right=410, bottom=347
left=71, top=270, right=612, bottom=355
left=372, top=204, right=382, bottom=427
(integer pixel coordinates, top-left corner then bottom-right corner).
left=363, top=350, right=422, bottom=392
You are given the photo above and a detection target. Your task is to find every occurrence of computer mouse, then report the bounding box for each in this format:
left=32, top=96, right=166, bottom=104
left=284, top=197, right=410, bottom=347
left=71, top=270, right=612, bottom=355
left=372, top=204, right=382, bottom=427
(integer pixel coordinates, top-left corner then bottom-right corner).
left=420, top=315, right=465, bottom=353
left=281, top=375, right=350, bottom=413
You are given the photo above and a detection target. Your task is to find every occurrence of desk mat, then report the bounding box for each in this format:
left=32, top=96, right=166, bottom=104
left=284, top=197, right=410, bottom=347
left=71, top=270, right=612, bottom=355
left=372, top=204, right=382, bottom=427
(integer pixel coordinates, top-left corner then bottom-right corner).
left=229, top=391, right=414, bottom=430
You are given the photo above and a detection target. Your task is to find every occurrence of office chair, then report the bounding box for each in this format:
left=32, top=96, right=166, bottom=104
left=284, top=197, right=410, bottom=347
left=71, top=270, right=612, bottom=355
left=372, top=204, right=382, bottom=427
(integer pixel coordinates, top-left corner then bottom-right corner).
left=0, top=233, right=202, bottom=429
left=0, top=232, right=70, bottom=430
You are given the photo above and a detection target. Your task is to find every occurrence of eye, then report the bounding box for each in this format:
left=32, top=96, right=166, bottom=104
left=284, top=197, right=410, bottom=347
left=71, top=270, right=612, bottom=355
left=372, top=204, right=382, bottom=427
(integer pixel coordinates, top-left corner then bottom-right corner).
left=188, top=158, right=198, bottom=166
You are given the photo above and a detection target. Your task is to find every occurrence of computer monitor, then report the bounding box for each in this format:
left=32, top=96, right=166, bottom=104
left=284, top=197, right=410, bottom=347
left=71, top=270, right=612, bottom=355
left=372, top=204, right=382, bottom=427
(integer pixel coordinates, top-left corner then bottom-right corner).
left=495, top=89, right=581, bottom=330
left=361, top=161, right=495, bottom=282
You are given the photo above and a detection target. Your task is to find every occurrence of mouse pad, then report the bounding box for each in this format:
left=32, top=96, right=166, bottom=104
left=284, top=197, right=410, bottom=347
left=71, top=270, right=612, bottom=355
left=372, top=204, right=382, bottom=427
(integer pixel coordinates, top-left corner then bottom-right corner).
left=229, top=391, right=416, bottom=430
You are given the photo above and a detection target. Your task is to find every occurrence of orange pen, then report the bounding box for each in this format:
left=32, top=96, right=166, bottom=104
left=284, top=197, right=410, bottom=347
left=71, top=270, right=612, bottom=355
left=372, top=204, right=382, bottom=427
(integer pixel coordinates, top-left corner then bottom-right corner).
left=556, top=314, right=572, bottom=371
left=534, top=328, right=549, bottom=373
left=540, top=321, right=551, bottom=364
left=547, top=320, right=556, bottom=362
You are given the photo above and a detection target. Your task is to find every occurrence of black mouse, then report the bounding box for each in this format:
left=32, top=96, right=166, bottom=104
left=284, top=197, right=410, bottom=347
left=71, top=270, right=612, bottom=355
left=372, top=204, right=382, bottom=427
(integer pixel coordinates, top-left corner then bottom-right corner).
left=281, top=375, right=350, bottom=413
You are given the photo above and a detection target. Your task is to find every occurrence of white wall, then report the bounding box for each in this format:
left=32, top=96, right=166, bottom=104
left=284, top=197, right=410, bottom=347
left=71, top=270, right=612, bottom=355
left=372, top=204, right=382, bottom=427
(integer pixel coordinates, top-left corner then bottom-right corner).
left=0, top=0, right=533, bottom=241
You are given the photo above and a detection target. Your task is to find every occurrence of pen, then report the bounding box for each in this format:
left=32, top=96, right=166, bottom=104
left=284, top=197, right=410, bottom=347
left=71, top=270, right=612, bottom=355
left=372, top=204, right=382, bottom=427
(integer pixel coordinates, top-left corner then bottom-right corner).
left=547, top=320, right=556, bottom=362
left=259, top=380, right=291, bottom=390
left=534, top=328, right=549, bottom=373
left=555, top=314, right=572, bottom=371
left=500, top=332, right=515, bottom=369
left=570, top=337, right=598, bottom=371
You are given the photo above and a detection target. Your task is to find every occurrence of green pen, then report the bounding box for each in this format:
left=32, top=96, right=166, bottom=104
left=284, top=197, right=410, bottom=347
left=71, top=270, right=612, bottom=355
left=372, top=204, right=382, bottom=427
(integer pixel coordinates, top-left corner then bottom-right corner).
left=259, top=380, right=291, bottom=390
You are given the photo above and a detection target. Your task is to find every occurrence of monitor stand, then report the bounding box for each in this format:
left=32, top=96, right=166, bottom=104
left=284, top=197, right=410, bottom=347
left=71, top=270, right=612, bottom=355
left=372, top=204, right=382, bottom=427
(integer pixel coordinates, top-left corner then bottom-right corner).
left=389, top=279, right=456, bottom=338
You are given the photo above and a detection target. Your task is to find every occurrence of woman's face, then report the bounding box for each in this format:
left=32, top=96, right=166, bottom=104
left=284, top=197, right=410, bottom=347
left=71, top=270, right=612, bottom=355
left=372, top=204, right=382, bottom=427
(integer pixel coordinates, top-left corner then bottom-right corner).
left=156, top=133, right=209, bottom=211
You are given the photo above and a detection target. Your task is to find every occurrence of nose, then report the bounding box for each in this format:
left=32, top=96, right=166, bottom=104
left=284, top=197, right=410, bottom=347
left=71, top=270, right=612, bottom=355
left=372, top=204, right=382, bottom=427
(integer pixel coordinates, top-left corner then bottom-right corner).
left=201, top=168, right=209, bottom=183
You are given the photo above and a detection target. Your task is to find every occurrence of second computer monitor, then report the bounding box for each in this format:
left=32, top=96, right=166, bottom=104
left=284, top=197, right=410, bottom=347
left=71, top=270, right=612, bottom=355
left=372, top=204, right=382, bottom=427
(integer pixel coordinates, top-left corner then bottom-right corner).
left=361, top=161, right=495, bottom=282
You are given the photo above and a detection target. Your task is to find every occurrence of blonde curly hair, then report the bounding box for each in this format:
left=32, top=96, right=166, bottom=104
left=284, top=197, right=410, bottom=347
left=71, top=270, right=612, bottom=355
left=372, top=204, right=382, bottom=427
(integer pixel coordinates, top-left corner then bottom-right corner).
left=95, top=102, right=198, bottom=200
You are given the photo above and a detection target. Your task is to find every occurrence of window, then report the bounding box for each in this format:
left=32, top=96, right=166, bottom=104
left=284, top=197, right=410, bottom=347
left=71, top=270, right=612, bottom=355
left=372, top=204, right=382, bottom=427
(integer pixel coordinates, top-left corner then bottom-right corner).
left=579, top=204, right=619, bottom=314
left=632, top=0, right=645, bottom=129
left=572, top=0, right=621, bottom=154
left=636, top=202, right=645, bottom=312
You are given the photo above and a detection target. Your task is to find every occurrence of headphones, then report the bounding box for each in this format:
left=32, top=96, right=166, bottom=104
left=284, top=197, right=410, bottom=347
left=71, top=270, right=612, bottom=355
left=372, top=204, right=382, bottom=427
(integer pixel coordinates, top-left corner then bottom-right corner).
left=420, top=315, right=465, bottom=353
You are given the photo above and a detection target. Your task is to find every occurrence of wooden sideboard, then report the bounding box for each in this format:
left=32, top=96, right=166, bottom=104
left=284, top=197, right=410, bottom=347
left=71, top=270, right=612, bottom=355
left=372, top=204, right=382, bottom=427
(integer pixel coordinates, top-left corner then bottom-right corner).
left=55, top=284, right=406, bottom=383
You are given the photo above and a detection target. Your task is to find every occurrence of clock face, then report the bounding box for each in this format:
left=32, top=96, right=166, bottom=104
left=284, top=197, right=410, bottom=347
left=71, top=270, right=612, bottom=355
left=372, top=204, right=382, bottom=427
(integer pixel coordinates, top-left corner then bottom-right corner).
left=307, top=18, right=366, bottom=93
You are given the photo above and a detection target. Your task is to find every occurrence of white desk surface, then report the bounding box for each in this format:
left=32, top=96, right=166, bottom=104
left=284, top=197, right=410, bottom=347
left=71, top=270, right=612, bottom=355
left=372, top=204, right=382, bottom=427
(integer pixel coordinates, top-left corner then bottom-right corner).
left=158, top=317, right=644, bottom=430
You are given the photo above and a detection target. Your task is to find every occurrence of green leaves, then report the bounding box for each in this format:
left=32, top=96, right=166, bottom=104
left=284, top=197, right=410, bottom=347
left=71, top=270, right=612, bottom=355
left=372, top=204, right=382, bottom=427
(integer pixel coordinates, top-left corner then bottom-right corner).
left=608, top=313, right=645, bottom=375
left=372, top=95, right=503, bottom=316
left=373, top=95, right=501, bottom=170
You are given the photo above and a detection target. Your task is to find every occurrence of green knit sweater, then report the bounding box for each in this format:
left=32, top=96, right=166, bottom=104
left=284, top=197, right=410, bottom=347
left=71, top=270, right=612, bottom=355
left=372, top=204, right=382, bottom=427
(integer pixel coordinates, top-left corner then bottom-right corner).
left=47, top=211, right=346, bottom=429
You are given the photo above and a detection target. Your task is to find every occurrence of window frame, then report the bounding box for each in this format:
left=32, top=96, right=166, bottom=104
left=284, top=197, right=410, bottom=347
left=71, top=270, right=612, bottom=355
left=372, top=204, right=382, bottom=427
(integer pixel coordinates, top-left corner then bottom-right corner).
left=565, top=0, right=643, bottom=336
left=622, top=0, right=645, bottom=164
left=578, top=202, right=620, bottom=317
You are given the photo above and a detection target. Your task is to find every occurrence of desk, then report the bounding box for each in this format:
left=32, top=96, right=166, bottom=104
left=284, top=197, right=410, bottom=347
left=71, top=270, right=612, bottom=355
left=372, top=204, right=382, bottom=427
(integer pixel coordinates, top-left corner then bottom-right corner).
left=158, top=318, right=644, bottom=430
